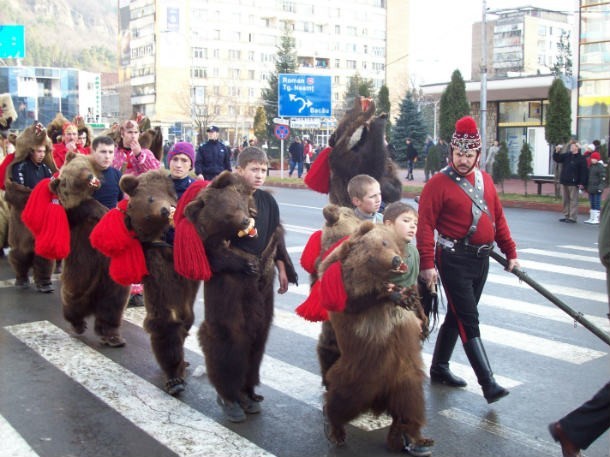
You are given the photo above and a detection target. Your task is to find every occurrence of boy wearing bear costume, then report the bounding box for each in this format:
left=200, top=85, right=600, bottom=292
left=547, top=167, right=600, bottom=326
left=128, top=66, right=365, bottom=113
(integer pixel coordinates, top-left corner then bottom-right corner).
left=199, top=147, right=298, bottom=423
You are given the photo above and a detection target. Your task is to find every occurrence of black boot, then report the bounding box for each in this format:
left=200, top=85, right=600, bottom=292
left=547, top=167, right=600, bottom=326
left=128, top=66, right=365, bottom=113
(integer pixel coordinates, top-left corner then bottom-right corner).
left=463, top=337, right=509, bottom=403
left=430, top=324, right=467, bottom=387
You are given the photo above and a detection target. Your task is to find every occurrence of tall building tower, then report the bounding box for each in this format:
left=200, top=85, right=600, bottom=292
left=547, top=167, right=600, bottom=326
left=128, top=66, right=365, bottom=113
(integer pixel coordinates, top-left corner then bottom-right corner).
left=118, top=0, right=408, bottom=143
left=471, top=7, right=571, bottom=80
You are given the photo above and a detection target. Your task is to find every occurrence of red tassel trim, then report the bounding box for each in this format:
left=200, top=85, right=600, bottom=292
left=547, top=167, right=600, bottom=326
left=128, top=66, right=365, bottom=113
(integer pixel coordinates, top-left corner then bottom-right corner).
left=295, top=280, right=329, bottom=322
left=320, top=261, right=347, bottom=312
left=304, top=146, right=331, bottom=194
left=21, top=178, right=71, bottom=260
left=300, top=230, right=322, bottom=274
left=89, top=199, right=149, bottom=285
left=173, top=218, right=211, bottom=281
left=0, top=153, right=15, bottom=190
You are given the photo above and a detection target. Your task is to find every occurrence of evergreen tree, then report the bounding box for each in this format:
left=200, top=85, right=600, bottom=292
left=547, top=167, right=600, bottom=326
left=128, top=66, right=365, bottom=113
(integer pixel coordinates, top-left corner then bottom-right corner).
left=390, top=90, right=427, bottom=165
left=439, top=70, right=470, bottom=142
left=377, top=85, right=392, bottom=142
left=517, top=141, right=534, bottom=195
left=546, top=77, right=572, bottom=197
left=253, top=107, right=267, bottom=146
left=493, top=141, right=511, bottom=194
left=261, top=29, right=298, bottom=155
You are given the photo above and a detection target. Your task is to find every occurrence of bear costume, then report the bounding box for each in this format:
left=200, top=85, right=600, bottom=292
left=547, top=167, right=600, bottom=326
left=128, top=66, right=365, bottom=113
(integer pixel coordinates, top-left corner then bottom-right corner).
left=297, top=204, right=361, bottom=386
left=3, top=122, right=57, bottom=291
left=176, top=171, right=298, bottom=422
left=318, top=222, right=432, bottom=453
left=304, top=97, right=402, bottom=208
left=92, top=170, right=200, bottom=395
left=23, top=152, right=131, bottom=345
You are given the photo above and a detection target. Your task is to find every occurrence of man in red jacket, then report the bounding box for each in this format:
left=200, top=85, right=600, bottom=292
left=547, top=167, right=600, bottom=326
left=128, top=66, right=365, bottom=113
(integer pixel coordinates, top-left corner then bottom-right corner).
left=417, top=116, right=520, bottom=404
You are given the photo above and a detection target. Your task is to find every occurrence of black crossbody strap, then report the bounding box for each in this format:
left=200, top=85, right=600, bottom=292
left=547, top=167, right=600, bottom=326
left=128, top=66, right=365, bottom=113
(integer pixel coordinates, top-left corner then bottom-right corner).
left=441, top=166, right=490, bottom=241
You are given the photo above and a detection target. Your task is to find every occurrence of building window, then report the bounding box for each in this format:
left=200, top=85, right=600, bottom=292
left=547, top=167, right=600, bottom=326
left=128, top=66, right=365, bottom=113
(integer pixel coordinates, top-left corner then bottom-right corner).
left=346, top=60, right=356, bottom=69
left=230, top=68, right=241, bottom=79
left=248, top=51, right=255, bottom=61
left=214, top=105, right=221, bottom=115
left=248, top=70, right=255, bottom=79
left=213, top=86, right=220, bottom=96
left=282, top=0, right=295, bottom=12
left=335, top=59, right=340, bottom=68
left=192, top=67, right=207, bottom=78
left=213, top=49, right=220, bottom=58
left=228, top=49, right=241, bottom=60
left=335, top=25, right=341, bottom=34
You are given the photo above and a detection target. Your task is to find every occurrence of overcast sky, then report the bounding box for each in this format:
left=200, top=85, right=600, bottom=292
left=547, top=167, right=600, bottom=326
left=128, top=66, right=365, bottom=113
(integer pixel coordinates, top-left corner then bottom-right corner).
left=409, top=0, right=578, bottom=84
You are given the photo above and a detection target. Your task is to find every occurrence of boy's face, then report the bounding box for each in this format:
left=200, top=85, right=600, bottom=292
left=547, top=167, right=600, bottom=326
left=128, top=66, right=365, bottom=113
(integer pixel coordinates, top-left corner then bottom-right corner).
left=169, top=153, right=192, bottom=179
left=30, top=145, right=46, bottom=164
left=91, top=143, right=115, bottom=169
left=237, top=161, right=267, bottom=188
left=121, top=126, right=139, bottom=146
left=385, top=211, right=418, bottom=243
left=352, top=182, right=381, bottom=215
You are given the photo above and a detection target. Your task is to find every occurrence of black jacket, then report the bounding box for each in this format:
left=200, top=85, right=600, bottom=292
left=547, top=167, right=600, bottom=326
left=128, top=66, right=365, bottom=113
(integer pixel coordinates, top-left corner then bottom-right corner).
left=553, top=150, right=588, bottom=187
left=195, top=140, right=231, bottom=180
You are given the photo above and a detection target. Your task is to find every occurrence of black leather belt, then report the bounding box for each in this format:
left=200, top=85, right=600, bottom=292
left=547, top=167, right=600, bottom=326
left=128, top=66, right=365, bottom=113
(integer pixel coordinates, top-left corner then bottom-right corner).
left=437, top=234, right=494, bottom=257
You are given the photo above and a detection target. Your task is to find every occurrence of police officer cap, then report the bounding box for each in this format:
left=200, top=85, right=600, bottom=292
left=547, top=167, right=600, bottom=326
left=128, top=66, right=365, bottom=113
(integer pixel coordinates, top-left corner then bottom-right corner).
left=206, top=125, right=219, bottom=133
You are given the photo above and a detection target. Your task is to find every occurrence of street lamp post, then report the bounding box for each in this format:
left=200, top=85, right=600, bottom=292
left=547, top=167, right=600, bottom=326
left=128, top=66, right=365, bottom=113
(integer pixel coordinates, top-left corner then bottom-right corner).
left=481, top=0, right=488, bottom=165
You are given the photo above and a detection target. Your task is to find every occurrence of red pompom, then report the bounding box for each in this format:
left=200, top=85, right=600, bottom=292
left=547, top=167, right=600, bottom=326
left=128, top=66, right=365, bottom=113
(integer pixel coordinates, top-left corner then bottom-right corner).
left=300, top=230, right=322, bottom=274
left=295, top=281, right=329, bottom=322
left=455, top=116, right=478, bottom=135
left=0, top=153, right=15, bottom=190
left=304, top=146, right=331, bottom=194
left=173, top=180, right=209, bottom=227
left=173, top=218, right=211, bottom=281
left=34, top=199, right=70, bottom=260
left=89, top=200, right=149, bottom=285
left=320, top=261, right=347, bottom=312
left=22, top=178, right=53, bottom=237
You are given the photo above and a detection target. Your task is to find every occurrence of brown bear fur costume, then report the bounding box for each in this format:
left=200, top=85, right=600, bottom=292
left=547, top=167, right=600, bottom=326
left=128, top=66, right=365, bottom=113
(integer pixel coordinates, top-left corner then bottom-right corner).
left=319, top=222, right=430, bottom=451
left=48, top=153, right=130, bottom=345
left=182, top=171, right=297, bottom=416
left=118, top=170, right=200, bottom=395
left=305, top=97, right=402, bottom=207
left=3, top=122, right=57, bottom=289
left=298, top=204, right=362, bottom=386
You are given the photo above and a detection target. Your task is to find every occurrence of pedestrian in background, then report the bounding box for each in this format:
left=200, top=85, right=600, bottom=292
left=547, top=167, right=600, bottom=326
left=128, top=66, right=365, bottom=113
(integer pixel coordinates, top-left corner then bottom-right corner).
left=288, top=136, right=304, bottom=178
left=485, top=139, right=499, bottom=174
left=584, top=152, right=607, bottom=225
left=405, top=138, right=418, bottom=181
left=195, top=126, right=231, bottom=181
left=553, top=141, right=588, bottom=223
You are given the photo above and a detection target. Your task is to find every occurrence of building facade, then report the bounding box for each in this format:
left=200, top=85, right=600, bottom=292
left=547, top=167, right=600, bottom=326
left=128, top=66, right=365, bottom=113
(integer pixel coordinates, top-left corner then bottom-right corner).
left=0, top=66, right=102, bottom=131
left=118, top=0, right=404, bottom=144
left=577, top=0, right=610, bottom=144
left=471, top=7, right=571, bottom=80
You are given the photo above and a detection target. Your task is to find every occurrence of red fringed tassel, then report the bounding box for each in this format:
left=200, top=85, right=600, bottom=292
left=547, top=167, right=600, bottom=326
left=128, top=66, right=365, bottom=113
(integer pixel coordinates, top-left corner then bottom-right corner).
left=320, top=261, right=347, bottom=312
left=304, top=146, right=331, bottom=194
left=34, top=198, right=70, bottom=260
left=0, top=153, right=15, bottom=190
left=89, top=199, right=149, bottom=285
left=295, top=281, right=329, bottom=322
left=174, top=180, right=209, bottom=227
left=90, top=203, right=134, bottom=257
left=108, top=242, right=149, bottom=286
left=22, top=178, right=53, bottom=237
left=173, top=218, right=211, bottom=281
left=300, top=230, right=322, bottom=274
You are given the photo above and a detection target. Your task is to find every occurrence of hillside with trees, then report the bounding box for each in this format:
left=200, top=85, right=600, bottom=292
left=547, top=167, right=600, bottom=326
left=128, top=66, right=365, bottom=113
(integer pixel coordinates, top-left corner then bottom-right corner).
left=0, top=0, right=117, bottom=72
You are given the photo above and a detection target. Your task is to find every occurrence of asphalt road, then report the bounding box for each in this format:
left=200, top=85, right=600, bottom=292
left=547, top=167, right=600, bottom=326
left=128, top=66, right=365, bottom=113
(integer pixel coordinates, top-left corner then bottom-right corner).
left=0, top=186, right=608, bottom=457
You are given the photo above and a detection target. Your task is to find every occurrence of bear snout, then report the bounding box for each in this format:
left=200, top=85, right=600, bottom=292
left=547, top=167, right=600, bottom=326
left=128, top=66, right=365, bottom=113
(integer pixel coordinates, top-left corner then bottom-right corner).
left=391, top=256, right=407, bottom=272
left=241, top=217, right=251, bottom=228
left=160, top=207, right=170, bottom=218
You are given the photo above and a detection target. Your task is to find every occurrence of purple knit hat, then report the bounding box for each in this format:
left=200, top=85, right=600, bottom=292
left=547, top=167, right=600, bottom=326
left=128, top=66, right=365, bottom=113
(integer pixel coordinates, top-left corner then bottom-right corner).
left=167, top=142, right=195, bottom=168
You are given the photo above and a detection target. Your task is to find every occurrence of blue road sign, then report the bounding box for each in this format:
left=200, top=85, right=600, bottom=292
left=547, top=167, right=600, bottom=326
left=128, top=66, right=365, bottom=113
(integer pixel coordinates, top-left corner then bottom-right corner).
left=278, top=74, right=331, bottom=118
left=0, top=25, right=25, bottom=59
left=274, top=124, right=290, bottom=140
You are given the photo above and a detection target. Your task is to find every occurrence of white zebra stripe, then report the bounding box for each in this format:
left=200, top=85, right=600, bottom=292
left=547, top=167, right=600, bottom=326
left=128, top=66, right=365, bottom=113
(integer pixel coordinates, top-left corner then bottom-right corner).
left=517, top=259, right=605, bottom=280
left=0, top=413, right=40, bottom=457
left=519, top=248, right=600, bottom=263
left=5, top=321, right=275, bottom=457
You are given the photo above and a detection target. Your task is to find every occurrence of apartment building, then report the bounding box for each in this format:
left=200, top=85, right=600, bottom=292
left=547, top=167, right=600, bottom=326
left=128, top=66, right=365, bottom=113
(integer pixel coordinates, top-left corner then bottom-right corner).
left=119, top=0, right=403, bottom=143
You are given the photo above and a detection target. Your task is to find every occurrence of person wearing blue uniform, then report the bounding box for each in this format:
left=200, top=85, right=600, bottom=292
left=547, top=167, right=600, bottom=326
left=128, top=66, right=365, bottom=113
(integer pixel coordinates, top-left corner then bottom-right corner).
left=195, top=126, right=231, bottom=180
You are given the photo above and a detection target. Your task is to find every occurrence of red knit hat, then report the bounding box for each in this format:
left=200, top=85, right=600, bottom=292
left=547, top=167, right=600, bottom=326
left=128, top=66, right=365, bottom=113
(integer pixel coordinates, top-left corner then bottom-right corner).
left=591, top=152, right=601, bottom=161
left=451, top=116, right=481, bottom=151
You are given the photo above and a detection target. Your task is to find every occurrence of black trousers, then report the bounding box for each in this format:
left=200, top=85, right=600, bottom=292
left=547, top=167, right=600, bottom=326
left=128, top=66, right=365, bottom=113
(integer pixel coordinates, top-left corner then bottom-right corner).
left=559, top=381, right=610, bottom=450
left=435, top=245, right=489, bottom=342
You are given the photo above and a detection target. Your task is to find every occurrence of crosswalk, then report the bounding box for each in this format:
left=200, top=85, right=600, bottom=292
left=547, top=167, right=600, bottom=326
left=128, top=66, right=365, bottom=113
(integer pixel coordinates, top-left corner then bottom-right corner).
left=0, top=237, right=608, bottom=457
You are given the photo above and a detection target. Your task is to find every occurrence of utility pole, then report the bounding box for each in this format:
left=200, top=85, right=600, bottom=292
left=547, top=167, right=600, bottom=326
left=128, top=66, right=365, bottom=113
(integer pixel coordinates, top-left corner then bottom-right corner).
left=481, top=0, right=488, bottom=165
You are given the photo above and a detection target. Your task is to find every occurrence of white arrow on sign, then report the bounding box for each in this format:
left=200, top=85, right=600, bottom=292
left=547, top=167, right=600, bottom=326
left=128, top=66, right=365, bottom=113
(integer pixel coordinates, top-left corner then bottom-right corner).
left=288, top=93, right=313, bottom=113
left=273, top=118, right=290, bottom=125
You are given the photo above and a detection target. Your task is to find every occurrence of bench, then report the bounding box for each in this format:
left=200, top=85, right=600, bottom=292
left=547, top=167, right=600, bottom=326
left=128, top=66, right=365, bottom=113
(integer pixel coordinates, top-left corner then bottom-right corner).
left=529, top=175, right=555, bottom=195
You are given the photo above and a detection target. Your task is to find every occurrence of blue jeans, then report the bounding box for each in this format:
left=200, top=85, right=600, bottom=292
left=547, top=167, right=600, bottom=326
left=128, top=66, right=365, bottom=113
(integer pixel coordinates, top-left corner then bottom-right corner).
left=289, top=160, right=303, bottom=177
left=589, top=192, right=602, bottom=211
